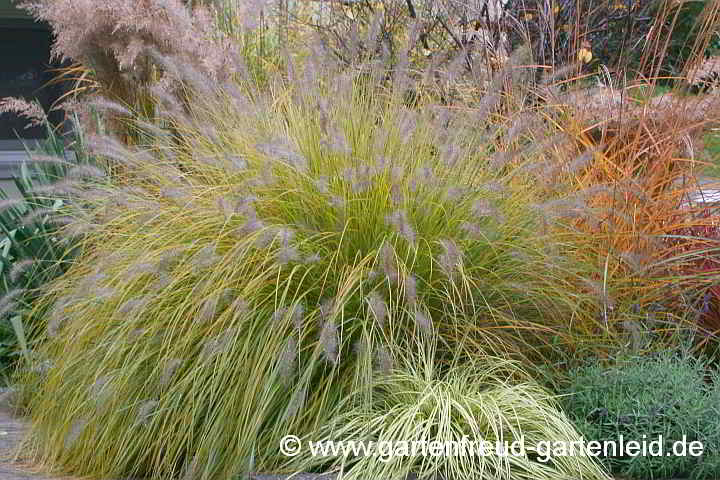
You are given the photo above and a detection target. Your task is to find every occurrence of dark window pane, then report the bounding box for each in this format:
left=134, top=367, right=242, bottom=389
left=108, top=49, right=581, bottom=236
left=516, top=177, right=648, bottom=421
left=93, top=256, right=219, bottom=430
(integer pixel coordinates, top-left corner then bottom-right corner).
left=0, top=25, right=64, bottom=141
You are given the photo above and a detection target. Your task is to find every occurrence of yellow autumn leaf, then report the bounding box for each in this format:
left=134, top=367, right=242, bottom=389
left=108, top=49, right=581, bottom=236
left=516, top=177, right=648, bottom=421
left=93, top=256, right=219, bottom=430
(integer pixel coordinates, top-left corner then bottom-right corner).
left=578, top=48, right=592, bottom=64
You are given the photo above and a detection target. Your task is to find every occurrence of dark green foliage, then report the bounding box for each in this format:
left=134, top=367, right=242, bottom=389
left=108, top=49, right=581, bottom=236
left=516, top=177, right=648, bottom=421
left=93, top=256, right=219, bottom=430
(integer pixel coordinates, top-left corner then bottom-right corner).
left=508, top=0, right=719, bottom=79
left=563, top=351, right=720, bottom=479
left=659, top=0, right=720, bottom=78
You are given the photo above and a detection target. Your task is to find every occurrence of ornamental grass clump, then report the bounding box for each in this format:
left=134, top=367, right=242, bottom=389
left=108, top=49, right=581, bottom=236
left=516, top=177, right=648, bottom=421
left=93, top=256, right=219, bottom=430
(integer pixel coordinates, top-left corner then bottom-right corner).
left=295, top=345, right=610, bottom=480
left=17, top=55, right=611, bottom=479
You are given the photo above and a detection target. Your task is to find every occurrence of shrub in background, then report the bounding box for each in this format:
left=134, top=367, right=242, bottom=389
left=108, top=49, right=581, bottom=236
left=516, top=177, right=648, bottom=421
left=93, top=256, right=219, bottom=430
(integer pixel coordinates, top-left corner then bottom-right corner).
left=562, top=349, right=720, bottom=479
left=298, top=0, right=720, bottom=99
left=509, top=0, right=720, bottom=79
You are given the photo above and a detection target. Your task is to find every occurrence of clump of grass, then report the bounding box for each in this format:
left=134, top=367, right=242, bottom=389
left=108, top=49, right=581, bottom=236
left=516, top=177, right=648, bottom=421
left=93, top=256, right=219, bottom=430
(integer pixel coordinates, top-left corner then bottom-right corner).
left=512, top=77, right=720, bottom=350
left=15, top=54, right=615, bottom=479
left=292, top=343, right=610, bottom=480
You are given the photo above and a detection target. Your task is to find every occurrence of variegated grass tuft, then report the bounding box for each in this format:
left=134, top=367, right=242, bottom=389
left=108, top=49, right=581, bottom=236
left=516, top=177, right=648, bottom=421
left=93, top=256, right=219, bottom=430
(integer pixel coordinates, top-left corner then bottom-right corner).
left=292, top=344, right=609, bottom=480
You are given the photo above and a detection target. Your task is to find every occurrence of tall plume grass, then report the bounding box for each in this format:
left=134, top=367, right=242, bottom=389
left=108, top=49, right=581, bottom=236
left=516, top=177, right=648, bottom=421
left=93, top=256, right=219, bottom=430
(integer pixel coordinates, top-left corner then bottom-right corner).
left=16, top=49, right=621, bottom=480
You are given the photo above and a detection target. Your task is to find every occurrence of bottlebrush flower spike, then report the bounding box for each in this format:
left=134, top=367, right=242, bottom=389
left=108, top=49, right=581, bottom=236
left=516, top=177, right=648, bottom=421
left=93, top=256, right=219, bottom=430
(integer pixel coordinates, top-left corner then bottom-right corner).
left=366, top=291, right=388, bottom=328
left=385, top=210, right=416, bottom=245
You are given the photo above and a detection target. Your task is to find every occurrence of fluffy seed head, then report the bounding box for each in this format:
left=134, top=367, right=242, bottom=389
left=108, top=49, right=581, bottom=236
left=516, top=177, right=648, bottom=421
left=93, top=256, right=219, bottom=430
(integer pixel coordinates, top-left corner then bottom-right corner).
left=390, top=184, right=404, bottom=206
left=31, top=358, right=53, bottom=375
left=329, top=195, right=345, bottom=209
left=413, top=308, right=432, bottom=333
left=620, top=252, right=650, bottom=274
left=118, top=296, right=150, bottom=315
left=0, top=288, right=25, bottom=319
left=47, top=311, right=67, bottom=338
left=276, top=227, right=295, bottom=247
left=385, top=210, right=416, bottom=245
left=64, top=418, right=88, bottom=450
left=202, top=328, right=236, bottom=358
left=472, top=199, right=497, bottom=218
left=182, top=456, right=200, bottom=480
left=161, top=188, right=192, bottom=206
left=327, top=128, right=351, bottom=154
left=380, top=243, right=398, bottom=284
left=21, top=208, right=53, bottom=227
left=438, top=239, right=462, bottom=277
left=235, top=195, right=259, bottom=218
left=304, top=253, right=322, bottom=264
left=90, top=375, right=111, bottom=406
left=197, top=295, right=220, bottom=323
left=230, top=297, right=250, bottom=318
left=191, top=245, right=219, bottom=271
left=313, top=177, right=330, bottom=194
left=217, top=196, right=236, bottom=221
left=375, top=344, right=394, bottom=374
left=460, top=222, right=483, bottom=239
left=68, top=164, right=107, bottom=180
left=404, top=274, right=418, bottom=308
left=8, top=259, right=36, bottom=284
left=225, top=154, right=248, bottom=172
left=238, top=218, right=265, bottom=237
left=351, top=180, right=371, bottom=193
left=151, top=272, right=172, bottom=291
left=319, top=318, right=339, bottom=365
left=565, top=149, right=595, bottom=175
left=0, top=198, right=23, bottom=212
left=481, top=181, right=506, bottom=194
left=255, top=140, right=308, bottom=172
left=286, top=384, right=307, bottom=419
left=0, top=97, right=45, bottom=128
left=159, top=358, right=183, bottom=388
left=135, top=400, right=158, bottom=427
left=272, top=307, right=289, bottom=325
left=366, top=291, right=388, bottom=328
left=277, top=246, right=301, bottom=265
left=278, top=336, right=298, bottom=384
left=291, top=303, right=305, bottom=331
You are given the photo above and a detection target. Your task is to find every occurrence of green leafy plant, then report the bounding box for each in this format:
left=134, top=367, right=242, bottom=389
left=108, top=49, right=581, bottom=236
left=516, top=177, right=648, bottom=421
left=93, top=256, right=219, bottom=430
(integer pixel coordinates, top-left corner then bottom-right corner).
left=562, top=349, right=720, bottom=479
left=0, top=115, right=104, bottom=371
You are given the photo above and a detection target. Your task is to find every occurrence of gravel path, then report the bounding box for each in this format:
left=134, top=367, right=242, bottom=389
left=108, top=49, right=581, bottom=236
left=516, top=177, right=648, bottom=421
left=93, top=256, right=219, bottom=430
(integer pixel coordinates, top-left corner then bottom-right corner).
left=0, top=406, right=68, bottom=480
left=0, top=406, right=340, bottom=480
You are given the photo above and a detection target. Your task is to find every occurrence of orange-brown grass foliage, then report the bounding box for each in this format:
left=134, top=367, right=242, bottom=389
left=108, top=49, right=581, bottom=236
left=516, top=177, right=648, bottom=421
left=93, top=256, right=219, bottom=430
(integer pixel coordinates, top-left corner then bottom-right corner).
left=547, top=84, right=720, bottom=346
